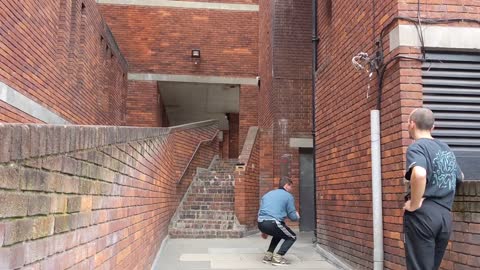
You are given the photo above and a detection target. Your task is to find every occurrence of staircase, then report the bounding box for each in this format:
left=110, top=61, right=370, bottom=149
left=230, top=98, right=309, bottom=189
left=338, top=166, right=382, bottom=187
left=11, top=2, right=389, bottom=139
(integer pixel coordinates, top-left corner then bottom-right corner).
left=169, top=158, right=246, bottom=238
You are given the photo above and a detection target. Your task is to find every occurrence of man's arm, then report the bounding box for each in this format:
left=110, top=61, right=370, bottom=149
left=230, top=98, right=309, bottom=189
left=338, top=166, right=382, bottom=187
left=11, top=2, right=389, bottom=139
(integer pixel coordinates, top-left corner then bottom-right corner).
left=405, top=166, right=426, bottom=211
left=286, top=196, right=299, bottom=221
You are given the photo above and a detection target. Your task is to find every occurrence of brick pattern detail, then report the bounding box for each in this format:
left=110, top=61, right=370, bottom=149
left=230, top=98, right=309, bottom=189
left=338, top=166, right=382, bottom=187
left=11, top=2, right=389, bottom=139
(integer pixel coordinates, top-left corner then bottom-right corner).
left=228, top=113, right=239, bottom=158
left=235, top=127, right=260, bottom=229
left=258, top=0, right=275, bottom=198
left=0, top=121, right=219, bottom=269
left=220, top=131, right=230, bottom=159
left=176, top=134, right=220, bottom=201
left=239, top=85, right=258, bottom=151
left=0, top=101, right=44, bottom=124
left=257, top=1, right=312, bottom=220
left=126, top=81, right=169, bottom=127
left=169, top=159, right=246, bottom=238
left=316, top=1, right=480, bottom=269
left=98, top=4, right=258, bottom=77
left=0, top=0, right=128, bottom=125
left=175, top=0, right=258, bottom=3
left=398, top=1, right=480, bottom=20
left=315, top=0, right=403, bottom=268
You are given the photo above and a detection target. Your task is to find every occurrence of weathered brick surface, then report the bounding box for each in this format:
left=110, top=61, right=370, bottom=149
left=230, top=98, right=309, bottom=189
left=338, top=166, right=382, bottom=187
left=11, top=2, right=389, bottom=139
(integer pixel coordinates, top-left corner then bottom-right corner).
left=98, top=4, right=258, bottom=77
left=257, top=1, right=312, bottom=230
left=0, top=121, right=219, bottom=269
left=239, top=85, right=258, bottom=153
left=235, top=127, right=259, bottom=229
left=228, top=113, right=239, bottom=158
left=126, top=81, right=169, bottom=127
left=316, top=1, right=480, bottom=269
left=170, top=159, right=246, bottom=238
left=0, top=0, right=128, bottom=125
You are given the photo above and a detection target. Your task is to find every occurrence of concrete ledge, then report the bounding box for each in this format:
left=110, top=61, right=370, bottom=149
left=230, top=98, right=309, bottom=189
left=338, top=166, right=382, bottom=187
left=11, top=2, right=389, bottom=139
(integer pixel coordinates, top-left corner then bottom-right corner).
left=316, top=244, right=353, bottom=270
left=289, top=138, right=313, bottom=148
left=129, top=73, right=258, bottom=86
left=97, top=0, right=259, bottom=11
left=151, top=235, right=170, bottom=270
left=389, top=25, right=480, bottom=51
left=0, top=81, right=70, bottom=125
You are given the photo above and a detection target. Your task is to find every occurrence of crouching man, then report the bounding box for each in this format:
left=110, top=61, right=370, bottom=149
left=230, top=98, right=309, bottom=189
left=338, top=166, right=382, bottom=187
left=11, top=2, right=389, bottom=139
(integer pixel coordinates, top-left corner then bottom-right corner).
left=258, top=177, right=300, bottom=266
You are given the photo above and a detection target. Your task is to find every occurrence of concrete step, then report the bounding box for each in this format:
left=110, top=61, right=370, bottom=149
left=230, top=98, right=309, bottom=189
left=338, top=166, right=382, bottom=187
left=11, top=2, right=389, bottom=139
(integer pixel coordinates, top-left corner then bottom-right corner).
left=185, top=194, right=234, bottom=201
left=172, top=219, right=235, bottom=230
left=190, top=187, right=234, bottom=194
left=178, top=210, right=235, bottom=220
left=191, top=180, right=235, bottom=187
left=169, top=228, right=245, bottom=239
left=182, top=202, right=234, bottom=211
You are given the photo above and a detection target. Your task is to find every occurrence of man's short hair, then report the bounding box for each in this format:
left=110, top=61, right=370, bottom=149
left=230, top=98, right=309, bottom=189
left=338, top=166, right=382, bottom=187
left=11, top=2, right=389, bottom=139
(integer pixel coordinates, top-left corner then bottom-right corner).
left=410, top=108, right=435, bottom=130
left=279, top=177, right=293, bottom=188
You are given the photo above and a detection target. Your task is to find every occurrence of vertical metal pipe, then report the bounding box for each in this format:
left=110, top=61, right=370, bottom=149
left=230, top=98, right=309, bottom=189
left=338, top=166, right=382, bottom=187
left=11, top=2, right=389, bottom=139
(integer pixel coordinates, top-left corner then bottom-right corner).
left=311, top=0, right=318, bottom=241
left=371, top=110, right=384, bottom=270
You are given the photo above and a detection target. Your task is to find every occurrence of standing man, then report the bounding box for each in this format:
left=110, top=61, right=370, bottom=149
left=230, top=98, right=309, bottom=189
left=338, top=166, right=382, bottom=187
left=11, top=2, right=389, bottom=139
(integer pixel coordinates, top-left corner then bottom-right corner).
left=404, top=108, right=464, bottom=270
left=258, top=177, right=300, bottom=266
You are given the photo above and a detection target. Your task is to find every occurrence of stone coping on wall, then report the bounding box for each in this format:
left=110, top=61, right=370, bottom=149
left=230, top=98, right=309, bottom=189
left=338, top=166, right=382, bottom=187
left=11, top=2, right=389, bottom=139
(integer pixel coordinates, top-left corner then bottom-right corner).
left=0, top=120, right=218, bottom=163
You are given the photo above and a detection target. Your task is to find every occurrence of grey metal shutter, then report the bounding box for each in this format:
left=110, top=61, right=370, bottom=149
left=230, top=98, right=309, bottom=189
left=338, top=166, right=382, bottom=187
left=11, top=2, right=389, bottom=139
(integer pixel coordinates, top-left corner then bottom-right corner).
left=423, top=51, right=480, bottom=180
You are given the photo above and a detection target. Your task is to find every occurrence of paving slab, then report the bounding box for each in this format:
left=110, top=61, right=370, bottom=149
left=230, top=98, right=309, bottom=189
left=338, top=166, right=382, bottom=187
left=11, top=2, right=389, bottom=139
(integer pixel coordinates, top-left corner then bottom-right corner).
left=153, top=232, right=340, bottom=270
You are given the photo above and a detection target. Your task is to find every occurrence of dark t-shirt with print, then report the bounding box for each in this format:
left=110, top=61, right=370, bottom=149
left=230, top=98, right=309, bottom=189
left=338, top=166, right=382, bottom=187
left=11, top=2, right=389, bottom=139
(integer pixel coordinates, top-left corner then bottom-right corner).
left=405, top=138, right=463, bottom=211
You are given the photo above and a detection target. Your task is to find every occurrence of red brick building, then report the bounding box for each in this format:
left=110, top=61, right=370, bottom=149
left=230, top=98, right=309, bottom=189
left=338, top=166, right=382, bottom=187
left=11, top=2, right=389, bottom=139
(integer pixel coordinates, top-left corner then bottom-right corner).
left=0, top=0, right=478, bottom=269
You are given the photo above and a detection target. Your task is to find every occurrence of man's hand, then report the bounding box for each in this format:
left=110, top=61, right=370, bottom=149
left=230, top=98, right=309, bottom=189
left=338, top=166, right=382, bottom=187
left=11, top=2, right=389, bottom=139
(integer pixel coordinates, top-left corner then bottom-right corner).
left=296, top=211, right=300, bottom=219
left=403, top=198, right=425, bottom=212
left=261, top=233, right=268, bottom=239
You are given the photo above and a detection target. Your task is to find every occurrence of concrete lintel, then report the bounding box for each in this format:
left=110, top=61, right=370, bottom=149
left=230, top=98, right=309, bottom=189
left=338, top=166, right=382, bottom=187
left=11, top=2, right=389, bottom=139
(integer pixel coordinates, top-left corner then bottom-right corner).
left=0, top=81, right=70, bottom=125
left=97, top=0, right=259, bottom=12
left=129, top=73, right=258, bottom=85
left=390, top=25, right=480, bottom=51
left=289, top=137, right=313, bottom=148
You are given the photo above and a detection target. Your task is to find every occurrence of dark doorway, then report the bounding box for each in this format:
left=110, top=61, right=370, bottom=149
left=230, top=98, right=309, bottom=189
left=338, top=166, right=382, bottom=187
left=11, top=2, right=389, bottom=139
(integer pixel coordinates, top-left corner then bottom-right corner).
left=299, top=148, right=315, bottom=231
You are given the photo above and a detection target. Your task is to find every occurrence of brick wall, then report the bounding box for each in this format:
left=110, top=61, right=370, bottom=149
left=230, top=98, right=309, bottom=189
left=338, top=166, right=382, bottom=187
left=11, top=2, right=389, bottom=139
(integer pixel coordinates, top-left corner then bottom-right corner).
left=0, top=101, right=44, bottom=124
left=239, top=85, right=258, bottom=152
left=235, top=127, right=259, bottom=229
left=315, top=0, right=400, bottom=268
left=257, top=0, right=312, bottom=221
left=220, top=131, right=230, bottom=159
left=0, top=0, right=128, bottom=125
left=98, top=4, right=258, bottom=77
left=126, top=81, right=169, bottom=127
left=258, top=0, right=275, bottom=197
left=316, top=0, right=480, bottom=269
left=176, top=132, right=220, bottom=201
left=0, top=121, right=219, bottom=269
left=228, top=113, right=239, bottom=158
left=175, top=0, right=258, bottom=3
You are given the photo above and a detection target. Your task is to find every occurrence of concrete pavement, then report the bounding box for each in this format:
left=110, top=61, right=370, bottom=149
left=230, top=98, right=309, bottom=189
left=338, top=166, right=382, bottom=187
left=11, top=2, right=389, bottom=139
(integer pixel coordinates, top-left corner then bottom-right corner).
left=152, top=232, right=340, bottom=270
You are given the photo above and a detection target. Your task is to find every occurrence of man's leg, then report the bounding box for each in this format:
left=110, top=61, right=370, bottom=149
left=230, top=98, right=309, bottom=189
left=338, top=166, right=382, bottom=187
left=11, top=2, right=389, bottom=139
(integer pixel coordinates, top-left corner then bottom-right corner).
left=404, top=211, right=435, bottom=270
left=258, top=220, right=281, bottom=262
left=433, top=211, right=452, bottom=270
left=276, top=222, right=296, bottom=255
left=267, top=237, right=282, bottom=253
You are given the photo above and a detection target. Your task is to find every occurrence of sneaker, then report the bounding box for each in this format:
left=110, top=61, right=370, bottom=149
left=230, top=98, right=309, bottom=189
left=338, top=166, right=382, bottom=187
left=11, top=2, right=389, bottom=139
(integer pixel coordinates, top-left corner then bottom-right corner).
left=271, top=254, right=289, bottom=266
left=262, top=251, right=273, bottom=263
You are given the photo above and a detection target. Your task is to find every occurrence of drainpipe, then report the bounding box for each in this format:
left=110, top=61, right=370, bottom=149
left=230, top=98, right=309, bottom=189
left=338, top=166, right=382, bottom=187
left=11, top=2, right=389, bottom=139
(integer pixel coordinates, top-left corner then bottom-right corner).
left=371, top=110, right=384, bottom=270
left=311, top=0, right=319, bottom=242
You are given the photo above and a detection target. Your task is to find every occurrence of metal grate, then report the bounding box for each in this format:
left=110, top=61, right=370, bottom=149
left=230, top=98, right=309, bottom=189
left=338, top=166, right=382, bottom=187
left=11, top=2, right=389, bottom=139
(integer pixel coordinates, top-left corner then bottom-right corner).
left=422, top=51, right=480, bottom=180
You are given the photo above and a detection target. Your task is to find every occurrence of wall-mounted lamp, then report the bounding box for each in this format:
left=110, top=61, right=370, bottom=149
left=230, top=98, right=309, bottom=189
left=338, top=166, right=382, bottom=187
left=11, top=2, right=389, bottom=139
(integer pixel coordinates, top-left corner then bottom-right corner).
left=191, top=49, right=201, bottom=65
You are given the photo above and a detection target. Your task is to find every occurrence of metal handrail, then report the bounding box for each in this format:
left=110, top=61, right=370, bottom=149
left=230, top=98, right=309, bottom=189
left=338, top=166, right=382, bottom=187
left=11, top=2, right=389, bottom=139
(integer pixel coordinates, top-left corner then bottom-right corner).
left=176, top=130, right=220, bottom=184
